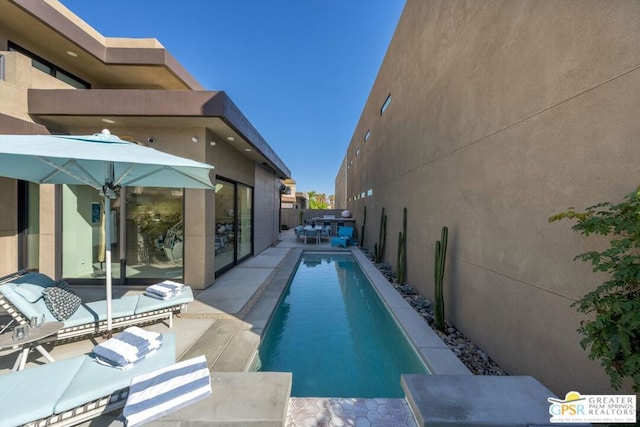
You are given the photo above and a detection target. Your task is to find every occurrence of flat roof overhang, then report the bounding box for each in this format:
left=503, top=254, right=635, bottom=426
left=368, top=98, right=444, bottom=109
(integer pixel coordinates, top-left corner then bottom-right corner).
left=2, top=0, right=201, bottom=90
left=27, top=89, right=290, bottom=179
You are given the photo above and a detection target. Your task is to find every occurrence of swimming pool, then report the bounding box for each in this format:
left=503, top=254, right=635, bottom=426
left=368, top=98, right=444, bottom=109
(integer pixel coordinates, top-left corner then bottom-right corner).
left=257, top=252, right=428, bottom=397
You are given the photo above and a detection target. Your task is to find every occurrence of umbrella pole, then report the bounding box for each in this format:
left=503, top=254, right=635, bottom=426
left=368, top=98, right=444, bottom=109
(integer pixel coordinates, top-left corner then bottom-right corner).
left=104, top=194, right=113, bottom=338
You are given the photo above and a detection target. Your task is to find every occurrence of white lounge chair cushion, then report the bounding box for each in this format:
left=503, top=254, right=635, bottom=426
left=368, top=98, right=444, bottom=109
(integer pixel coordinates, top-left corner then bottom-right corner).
left=123, top=355, right=211, bottom=427
left=135, top=287, right=193, bottom=314
left=12, top=272, right=56, bottom=302
left=0, top=356, right=85, bottom=427
left=53, top=333, right=176, bottom=414
left=0, top=279, right=194, bottom=329
left=61, top=296, right=140, bottom=328
left=0, top=283, right=53, bottom=322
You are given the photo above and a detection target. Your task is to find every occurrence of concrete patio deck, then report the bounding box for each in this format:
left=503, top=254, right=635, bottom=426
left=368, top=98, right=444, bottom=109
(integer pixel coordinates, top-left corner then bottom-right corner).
left=1, top=230, right=424, bottom=426
left=0, top=229, right=557, bottom=426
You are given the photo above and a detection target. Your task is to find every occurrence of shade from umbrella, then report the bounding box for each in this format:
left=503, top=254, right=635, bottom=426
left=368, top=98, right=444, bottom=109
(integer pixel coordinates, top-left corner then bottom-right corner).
left=0, top=130, right=214, bottom=335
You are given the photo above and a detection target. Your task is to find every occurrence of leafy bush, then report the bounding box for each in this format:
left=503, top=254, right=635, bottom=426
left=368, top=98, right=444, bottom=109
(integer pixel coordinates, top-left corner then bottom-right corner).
left=549, top=187, right=640, bottom=391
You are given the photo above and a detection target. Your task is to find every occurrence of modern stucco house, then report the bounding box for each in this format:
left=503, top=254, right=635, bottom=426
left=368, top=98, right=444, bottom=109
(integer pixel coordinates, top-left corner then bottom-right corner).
left=338, top=0, right=640, bottom=395
left=0, top=0, right=290, bottom=289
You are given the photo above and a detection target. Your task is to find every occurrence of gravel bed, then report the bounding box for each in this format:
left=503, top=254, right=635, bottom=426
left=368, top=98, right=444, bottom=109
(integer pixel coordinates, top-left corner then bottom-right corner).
left=361, top=249, right=508, bottom=376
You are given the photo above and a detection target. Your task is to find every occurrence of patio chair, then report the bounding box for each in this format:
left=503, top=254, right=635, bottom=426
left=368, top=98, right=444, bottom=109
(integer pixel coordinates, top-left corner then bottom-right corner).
left=331, top=226, right=355, bottom=248
left=0, top=333, right=177, bottom=427
left=303, top=227, right=319, bottom=245
left=319, top=225, right=332, bottom=242
left=293, top=225, right=305, bottom=241
left=0, top=271, right=193, bottom=342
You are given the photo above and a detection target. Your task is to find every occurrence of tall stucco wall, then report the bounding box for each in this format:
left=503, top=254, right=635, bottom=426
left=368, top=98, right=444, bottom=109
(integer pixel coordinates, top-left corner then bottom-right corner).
left=254, top=166, right=279, bottom=254
left=344, top=0, right=640, bottom=395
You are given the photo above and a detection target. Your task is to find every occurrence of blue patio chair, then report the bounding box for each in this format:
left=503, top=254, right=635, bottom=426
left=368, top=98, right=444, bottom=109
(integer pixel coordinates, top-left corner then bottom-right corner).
left=331, top=226, right=355, bottom=248
left=319, top=225, right=331, bottom=242
left=303, top=227, right=319, bottom=245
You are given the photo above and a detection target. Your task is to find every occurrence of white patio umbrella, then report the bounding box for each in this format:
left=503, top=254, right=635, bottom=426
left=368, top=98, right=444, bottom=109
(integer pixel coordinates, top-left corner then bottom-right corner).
left=0, top=130, right=214, bottom=335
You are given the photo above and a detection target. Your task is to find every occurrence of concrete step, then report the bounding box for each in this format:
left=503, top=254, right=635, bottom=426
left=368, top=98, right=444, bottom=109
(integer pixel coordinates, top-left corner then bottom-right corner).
left=152, top=371, right=292, bottom=426
left=402, top=374, right=572, bottom=426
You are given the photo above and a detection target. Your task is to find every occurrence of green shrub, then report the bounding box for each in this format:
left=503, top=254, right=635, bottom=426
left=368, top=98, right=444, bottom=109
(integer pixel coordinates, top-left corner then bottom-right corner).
left=549, top=186, right=640, bottom=391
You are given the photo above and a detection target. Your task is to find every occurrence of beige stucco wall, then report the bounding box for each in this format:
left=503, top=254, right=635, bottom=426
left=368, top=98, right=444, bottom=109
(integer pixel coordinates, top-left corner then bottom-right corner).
left=0, top=178, right=17, bottom=276
left=0, top=51, right=73, bottom=122
left=342, top=0, right=640, bottom=395
left=253, top=166, right=279, bottom=254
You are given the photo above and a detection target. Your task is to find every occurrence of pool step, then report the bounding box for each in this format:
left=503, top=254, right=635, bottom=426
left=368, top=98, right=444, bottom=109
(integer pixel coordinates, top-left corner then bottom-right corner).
left=287, top=398, right=418, bottom=426
left=401, top=375, right=578, bottom=426
left=154, top=371, right=292, bottom=426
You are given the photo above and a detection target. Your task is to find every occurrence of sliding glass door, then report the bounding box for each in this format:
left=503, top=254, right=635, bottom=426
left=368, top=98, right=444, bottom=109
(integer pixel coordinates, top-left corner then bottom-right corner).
left=61, top=184, right=184, bottom=283
left=17, top=181, right=39, bottom=271
left=215, top=178, right=253, bottom=275
left=237, top=184, right=253, bottom=260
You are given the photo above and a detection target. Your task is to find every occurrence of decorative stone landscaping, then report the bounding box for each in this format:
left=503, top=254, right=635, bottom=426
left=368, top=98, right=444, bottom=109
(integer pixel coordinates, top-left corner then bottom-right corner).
left=361, top=249, right=508, bottom=376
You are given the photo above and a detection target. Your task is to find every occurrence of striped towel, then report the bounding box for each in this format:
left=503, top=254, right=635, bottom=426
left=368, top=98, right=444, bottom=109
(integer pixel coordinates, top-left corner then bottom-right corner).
left=122, top=355, right=211, bottom=426
left=93, top=327, right=162, bottom=369
left=145, top=280, right=185, bottom=300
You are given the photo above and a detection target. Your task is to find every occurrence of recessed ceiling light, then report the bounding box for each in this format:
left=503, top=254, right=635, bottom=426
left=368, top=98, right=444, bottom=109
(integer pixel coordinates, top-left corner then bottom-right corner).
left=66, top=50, right=78, bottom=57
left=101, top=118, right=116, bottom=124
left=244, top=148, right=251, bottom=152
left=210, top=141, right=216, bottom=146
left=191, top=136, right=199, bottom=143
left=226, top=136, right=235, bottom=141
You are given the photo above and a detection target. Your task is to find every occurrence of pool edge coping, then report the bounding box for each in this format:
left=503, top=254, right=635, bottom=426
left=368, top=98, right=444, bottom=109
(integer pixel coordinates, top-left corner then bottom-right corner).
left=349, top=248, right=472, bottom=376
left=246, top=246, right=471, bottom=377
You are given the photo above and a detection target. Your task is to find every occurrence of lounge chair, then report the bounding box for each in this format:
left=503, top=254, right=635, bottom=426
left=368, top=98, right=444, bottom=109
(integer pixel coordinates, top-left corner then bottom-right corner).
left=0, top=333, right=177, bottom=427
left=0, top=272, right=193, bottom=342
left=331, top=226, right=356, bottom=248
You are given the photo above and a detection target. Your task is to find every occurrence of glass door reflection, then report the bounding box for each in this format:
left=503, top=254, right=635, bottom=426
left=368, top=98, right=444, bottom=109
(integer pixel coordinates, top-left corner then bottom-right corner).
left=214, top=180, right=235, bottom=273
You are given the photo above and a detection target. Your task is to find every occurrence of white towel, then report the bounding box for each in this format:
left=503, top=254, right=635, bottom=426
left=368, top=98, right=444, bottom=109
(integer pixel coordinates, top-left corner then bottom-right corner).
left=143, top=291, right=173, bottom=301
left=146, top=280, right=185, bottom=299
left=93, top=327, right=162, bottom=368
left=123, top=355, right=211, bottom=426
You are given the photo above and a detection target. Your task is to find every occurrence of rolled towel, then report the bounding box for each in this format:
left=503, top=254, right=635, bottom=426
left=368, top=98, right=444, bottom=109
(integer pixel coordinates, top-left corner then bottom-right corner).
left=93, top=327, right=162, bottom=368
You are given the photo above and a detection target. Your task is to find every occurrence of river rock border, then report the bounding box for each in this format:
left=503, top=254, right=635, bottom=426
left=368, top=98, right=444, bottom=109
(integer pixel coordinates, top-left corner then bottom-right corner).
left=361, top=249, right=508, bottom=376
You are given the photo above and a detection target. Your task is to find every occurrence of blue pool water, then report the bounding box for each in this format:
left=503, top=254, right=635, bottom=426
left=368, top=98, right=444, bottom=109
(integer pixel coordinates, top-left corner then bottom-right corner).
left=258, top=252, right=428, bottom=397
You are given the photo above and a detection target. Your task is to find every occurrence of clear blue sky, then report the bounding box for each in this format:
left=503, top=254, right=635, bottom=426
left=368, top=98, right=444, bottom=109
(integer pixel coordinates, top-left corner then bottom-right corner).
left=59, top=1, right=405, bottom=196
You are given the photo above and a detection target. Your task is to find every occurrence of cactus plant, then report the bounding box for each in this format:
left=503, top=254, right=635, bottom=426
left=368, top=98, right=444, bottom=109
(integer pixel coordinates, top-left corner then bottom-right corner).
left=360, top=206, right=367, bottom=247
left=434, top=225, right=448, bottom=332
left=375, top=207, right=387, bottom=263
left=396, top=231, right=404, bottom=285
left=397, top=231, right=403, bottom=282
left=397, top=207, right=407, bottom=285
